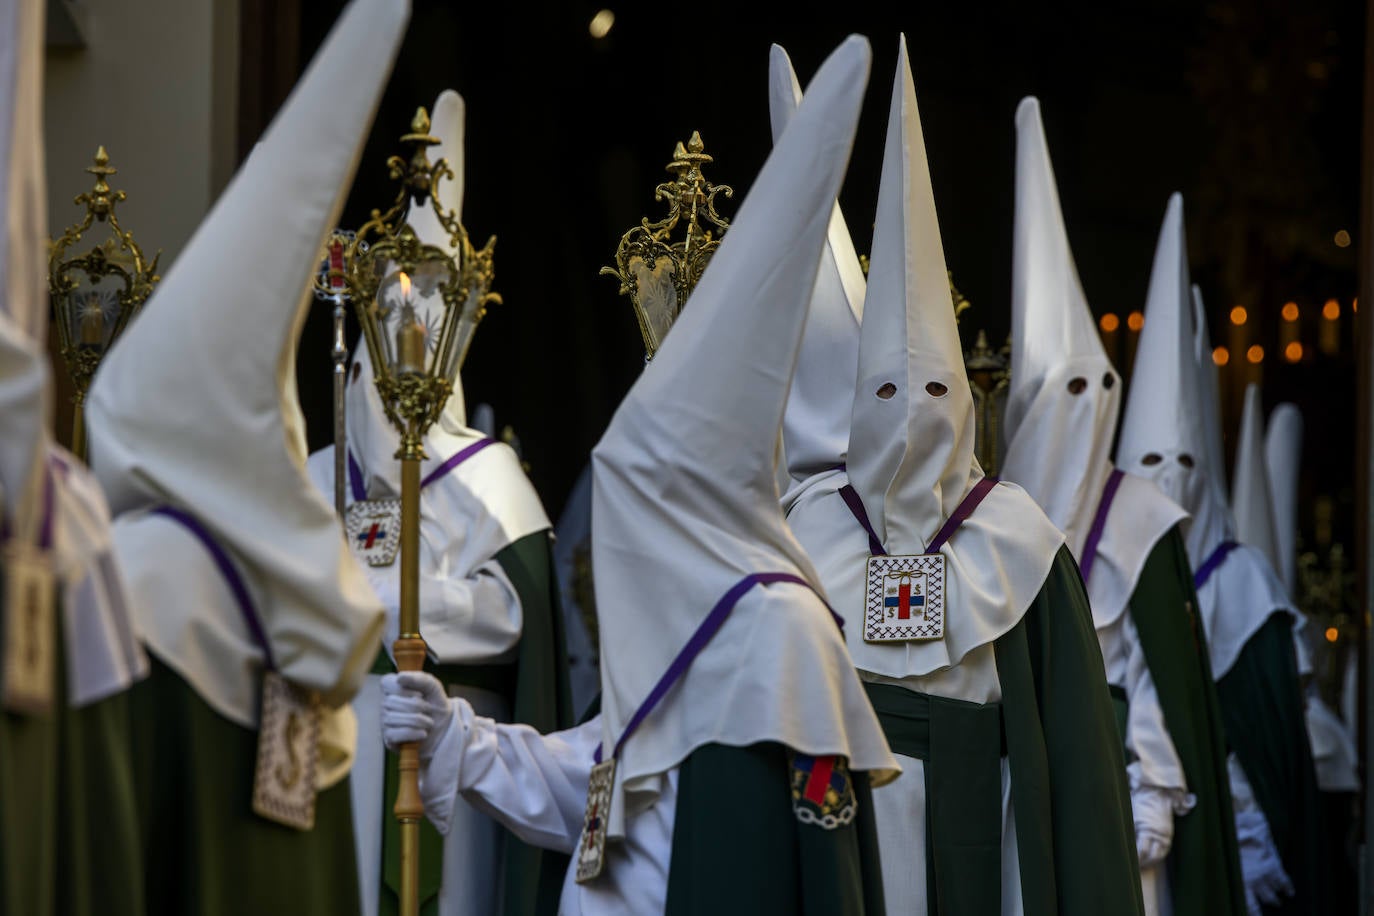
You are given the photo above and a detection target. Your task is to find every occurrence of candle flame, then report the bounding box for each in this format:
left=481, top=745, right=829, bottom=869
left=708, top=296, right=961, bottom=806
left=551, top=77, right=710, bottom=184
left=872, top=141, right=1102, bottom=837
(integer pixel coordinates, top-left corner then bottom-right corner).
left=398, top=271, right=412, bottom=300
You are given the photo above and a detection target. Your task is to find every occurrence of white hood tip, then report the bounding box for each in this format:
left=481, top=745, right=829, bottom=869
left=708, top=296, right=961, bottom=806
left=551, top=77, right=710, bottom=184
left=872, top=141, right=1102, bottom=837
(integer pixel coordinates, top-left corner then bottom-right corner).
left=1232, top=384, right=1280, bottom=571
left=770, top=42, right=867, bottom=483
left=1264, top=402, right=1302, bottom=595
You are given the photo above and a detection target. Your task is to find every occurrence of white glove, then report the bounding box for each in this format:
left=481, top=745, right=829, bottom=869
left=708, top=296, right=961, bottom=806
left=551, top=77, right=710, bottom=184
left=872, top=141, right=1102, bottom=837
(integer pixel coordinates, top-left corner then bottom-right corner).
left=1234, top=807, right=1295, bottom=915
left=381, top=671, right=454, bottom=762
left=1130, top=785, right=1180, bottom=868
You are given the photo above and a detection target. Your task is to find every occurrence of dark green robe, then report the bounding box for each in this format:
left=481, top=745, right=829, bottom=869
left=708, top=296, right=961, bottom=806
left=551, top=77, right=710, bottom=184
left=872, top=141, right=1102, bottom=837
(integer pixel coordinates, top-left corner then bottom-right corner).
left=666, top=742, right=886, bottom=915
left=129, top=655, right=363, bottom=916
left=1216, top=613, right=1324, bottom=915
left=53, top=606, right=145, bottom=916
left=865, top=546, right=1144, bottom=916
left=0, top=575, right=58, bottom=916
left=1126, top=526, right=1246, bottom=915
left=378, top=529, right=575, bottom=916
left=0, top=582, right=145, bottom=916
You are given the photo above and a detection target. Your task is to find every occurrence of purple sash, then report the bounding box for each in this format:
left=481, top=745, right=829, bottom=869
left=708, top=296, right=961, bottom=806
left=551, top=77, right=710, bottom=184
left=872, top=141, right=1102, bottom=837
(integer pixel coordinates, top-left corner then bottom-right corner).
left=347, top=437, right=496, bottom=503
left=595, top=571, right=837, bottom=765
left=838, top=476, right=999, bottom=558
left=1193, top=540, right=1240, bottom=591
left=151, top=505, right=275, bottom=671
left=1077, top=469, right=1126, bottom=583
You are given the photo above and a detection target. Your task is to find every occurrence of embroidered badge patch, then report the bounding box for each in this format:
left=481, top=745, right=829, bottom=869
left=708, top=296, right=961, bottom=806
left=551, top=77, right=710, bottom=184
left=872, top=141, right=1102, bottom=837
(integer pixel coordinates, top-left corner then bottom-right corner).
left=862, top=553, right=945, bottom=643
left=576, top=758, right=616, bottom=883
left=789, top=753, right=856, bottom=830
left=345, top=498, right=402, bottom=567
left=1, top=542, right=55, bottom=715
left=251, top=671, right=322, bottom=830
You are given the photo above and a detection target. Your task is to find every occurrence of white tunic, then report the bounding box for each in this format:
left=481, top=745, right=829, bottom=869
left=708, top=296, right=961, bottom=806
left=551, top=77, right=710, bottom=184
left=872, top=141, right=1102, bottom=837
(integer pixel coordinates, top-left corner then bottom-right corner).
left=422, top=707, right=677, bottom=916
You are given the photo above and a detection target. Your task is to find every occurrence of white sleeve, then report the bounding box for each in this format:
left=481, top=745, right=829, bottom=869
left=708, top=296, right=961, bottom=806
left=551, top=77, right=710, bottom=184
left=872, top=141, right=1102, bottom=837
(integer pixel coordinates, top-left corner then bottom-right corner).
left=422, top=704, right=599, bottom=855
left=414, top=553, right=523, bottom=663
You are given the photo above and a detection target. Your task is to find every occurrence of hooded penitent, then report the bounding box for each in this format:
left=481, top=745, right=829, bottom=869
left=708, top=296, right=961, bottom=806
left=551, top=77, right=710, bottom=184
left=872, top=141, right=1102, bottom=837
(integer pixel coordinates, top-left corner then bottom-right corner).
left=311, top=88, right=549, bottom=658
left=1001, top=96, right=1184, bottom=630
left=305, top=89, right=565, bottom=916
left=1121, top=196, right=1324, bottom=914
left=791, top=39, right=1062, bottom=684
left=591, top=34, right=896, bottom=840
left=786, top=44, right=1143, bottom=916
left=86, top=0, right=408, bottom=725
left=1118, top=196, right=1291, bottom=679
left=1264, top=403, right=1302, bottom=596
left=770, top=44, right=866, bottom=493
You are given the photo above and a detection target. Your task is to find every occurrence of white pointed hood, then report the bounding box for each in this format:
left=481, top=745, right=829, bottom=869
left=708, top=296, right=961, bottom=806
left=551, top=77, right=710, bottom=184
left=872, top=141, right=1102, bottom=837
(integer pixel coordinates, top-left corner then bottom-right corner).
left=1000, top=97, right=1182, bottom=630
left=87, top=0, right=409, bottom=715
left=1192, top=285, right=1229, bottom=501
left=1232, top=384, right=1281, bottom=570
left=0, top=0, right=49, bottom=541
left=1119, top=196, right=1231, bottom=563
left=1264, top=403, right=1302, bottom=595
left=789, top=38, right=1061, bottom=682
left=592, top=35, right=896, bottom=838
left=770, top=44, right=866, bottom=486
left=1120, top=196, right=1291, bottom=678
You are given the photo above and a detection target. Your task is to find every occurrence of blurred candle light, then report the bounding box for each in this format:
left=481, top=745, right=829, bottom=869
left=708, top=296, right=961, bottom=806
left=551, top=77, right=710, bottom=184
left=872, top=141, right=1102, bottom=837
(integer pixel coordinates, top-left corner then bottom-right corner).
left=1284, top=341, right=1303, bottom=363
left=1127, top=310, right=1144, bottom=332
left=1100, top=313, right=1120, bottom=333
left=1281, top=302, right=1299, bottom=322
left=1246, top=344, right=1264, bottom=364
left=1230, top=305, right=1248, bottom=325
left=589, top=8, right=615, bottom=38
left=1320, top=298, right=1341, bottom=354
left=1213, top=346, right=1229, bottom=366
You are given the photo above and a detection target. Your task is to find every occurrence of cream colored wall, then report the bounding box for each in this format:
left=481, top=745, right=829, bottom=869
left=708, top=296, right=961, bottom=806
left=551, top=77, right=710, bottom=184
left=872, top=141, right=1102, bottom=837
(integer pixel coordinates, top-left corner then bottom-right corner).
left=43, top=0, right=239, bottom=271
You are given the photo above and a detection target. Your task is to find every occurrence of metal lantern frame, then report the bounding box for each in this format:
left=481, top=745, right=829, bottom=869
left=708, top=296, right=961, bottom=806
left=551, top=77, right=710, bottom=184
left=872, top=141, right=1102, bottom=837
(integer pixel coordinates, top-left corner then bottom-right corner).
left=601, top=130, right=732, bottom=359
left=47, top=146, right=161, bottom=457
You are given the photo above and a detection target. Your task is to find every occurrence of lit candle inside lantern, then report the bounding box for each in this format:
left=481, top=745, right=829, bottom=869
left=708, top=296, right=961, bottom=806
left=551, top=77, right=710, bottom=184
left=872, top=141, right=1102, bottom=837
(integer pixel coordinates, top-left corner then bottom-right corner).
left=79, top=293, right=104, bottom=346
left=394, top=273, right=426, bottom=375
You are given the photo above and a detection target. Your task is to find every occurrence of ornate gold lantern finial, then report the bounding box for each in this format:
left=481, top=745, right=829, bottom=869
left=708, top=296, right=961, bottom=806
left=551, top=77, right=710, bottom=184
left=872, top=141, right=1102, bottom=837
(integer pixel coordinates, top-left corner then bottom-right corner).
left=601, top=130, right=733, bottom=359
left=339, top=105, right=500, bottom=916
left=48, top=146, right=162, bottom=459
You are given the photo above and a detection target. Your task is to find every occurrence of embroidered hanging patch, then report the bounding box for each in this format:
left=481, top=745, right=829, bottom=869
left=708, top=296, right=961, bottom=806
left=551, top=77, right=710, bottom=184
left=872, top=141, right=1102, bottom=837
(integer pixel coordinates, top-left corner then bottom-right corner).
left=862, top=553, right=945, bottom=643
left=789, top=753, right=856, bottom=830
left=576, top=758, right=616, bottom=883
left=251, top=671, right=322, bottom=830
left=1, top=542, right=55, bottom=715
left=345, top=498, right=402, bottom=567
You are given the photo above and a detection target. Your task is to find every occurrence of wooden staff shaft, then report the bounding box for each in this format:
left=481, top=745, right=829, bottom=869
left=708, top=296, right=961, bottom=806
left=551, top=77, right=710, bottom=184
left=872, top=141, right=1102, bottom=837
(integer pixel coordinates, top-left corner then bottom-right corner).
left=393, top=455, right=425, bottom=916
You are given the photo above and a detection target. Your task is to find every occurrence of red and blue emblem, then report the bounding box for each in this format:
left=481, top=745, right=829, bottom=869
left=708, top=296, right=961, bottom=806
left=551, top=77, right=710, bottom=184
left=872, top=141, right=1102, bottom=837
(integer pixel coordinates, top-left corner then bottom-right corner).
left=789, top=753, right=856, bottom=830
left=864, top=554, right=946, bottom=643
left=344, top=498, right=402, bottom=567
